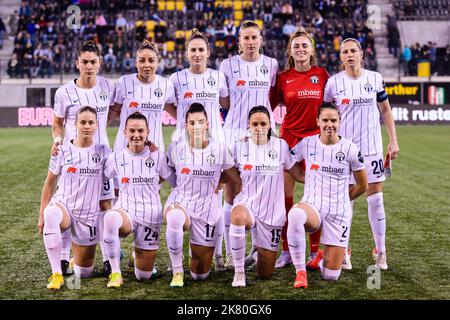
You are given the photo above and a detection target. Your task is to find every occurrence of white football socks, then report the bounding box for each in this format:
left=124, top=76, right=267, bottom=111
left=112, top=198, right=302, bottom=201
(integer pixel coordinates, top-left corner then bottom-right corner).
left=287, top=207, right=307, bottom=272
left=367, top=192, right=386, bottom=253
left=43, top=206, right=63, bottom=274
left=166, top=208, right=186, bottom=274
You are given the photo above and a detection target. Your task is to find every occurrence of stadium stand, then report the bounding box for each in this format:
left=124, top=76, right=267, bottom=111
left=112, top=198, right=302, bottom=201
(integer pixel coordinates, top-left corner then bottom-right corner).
left=6, top=0, right=377, bottom=78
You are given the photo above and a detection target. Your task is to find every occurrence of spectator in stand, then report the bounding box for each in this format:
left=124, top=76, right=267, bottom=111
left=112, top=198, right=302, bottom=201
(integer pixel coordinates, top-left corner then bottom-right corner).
left=8, top=10, right=19, bottom=36
left=312, top=11, right=324, bottom=28
left=7, top=53, right=21, bottom=78
left=428, top=42, right=437, bottom=76
left=401, top=45, right=412, bottom=76
left=38, top=53, right=53, bottom=78
left=103, top=43, right=117, bottom=73
left=121, top=51, right=135, bottom=74
left=115, top=13, right=127, bottom=32
left=19, top=1, right=31, bottom=18
left=388, top=28, right=400, bottom=58
left=162, top=52, right=177, bottom=74
left=443, top=45, right=450, bottom=76
left=0, top=18, right=6, bottom=49
left=282, top=19, right=297, bottom=40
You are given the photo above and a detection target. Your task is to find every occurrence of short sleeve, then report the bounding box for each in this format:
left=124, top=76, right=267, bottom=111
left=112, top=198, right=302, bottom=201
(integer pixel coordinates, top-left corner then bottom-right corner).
left=165, top=78, right=177, bottom=104
left=48, top=152, right=62, bottom=175
left=157, top=151, right=173, bottom=180
left=291, top=139, right=305, bottom=162
left=114, top=77, right=124, bottom=104
left=349, top=143, right=366, bottom=172
left=218, top=71, right=228, bottom=98
left=269, top=73, right=284, bottom=109
left=53, top=89, right=66, bottom=119
left=221, top=143, right=235, bottom=170
left=167, top=142, right=176, bottom=167
left=323, top=77, right=334, bottom=103
left=169, top=72, right=179, bottom=98
left=108, top=79, right=116, bottom=106
left=282, top=140, right=297, bottom=170
left=270, top=58, right=279, bottom=87
left=104, top=152, right=117, bottom=179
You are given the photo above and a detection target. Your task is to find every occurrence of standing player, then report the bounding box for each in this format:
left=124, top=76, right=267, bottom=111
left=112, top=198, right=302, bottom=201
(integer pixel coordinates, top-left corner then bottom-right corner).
left=51, top=40, right=115, bottom=276
left=170, top=28, right=230, bottom=270
left=288, top=102, right=368, bottom=287
left=324, top=38, right=399, bottom=269
left=229, top=106, right=304, bottom=287
left=164, top=103, right=241, bottom=287
left=270, top=31, right=329, bottom=269
left=219, top=20, right=278, bottom=269
left=110, top=40, right=177, bottom=152
left=38, top=107, right=110, bottom=290
left=102, top=112, right=174, bottom=288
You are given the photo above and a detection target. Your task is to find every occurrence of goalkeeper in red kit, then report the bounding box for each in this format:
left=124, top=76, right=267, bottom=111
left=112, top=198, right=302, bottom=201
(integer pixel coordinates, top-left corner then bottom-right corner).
left=270, top=31, right=329, bottom=269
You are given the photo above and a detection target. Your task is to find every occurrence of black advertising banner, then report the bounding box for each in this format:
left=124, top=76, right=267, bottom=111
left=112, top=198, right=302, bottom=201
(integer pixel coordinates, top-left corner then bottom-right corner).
left=385, top=82, right=422, bottom=104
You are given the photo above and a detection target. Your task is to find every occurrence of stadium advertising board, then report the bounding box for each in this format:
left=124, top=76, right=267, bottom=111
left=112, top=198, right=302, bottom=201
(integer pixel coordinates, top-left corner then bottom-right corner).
left=385, top=82, right=450, bottom=106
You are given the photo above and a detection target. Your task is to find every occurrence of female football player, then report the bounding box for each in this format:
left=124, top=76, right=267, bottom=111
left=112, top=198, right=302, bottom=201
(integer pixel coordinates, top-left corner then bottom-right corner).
left=270, top=31, right=329, bottom=269
left=287, top=102, right=368, bottom=288
left=229, top=105, right=304, bottom=287
left=164, top=103, right=240, bottom=287
left=324, top=38, right=399, bottom=270
left=39, top=106, right=110, bottom=290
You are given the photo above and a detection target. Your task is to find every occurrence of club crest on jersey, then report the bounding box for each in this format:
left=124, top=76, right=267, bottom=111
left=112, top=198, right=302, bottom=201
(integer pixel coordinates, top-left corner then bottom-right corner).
left=99, top=90, right=108, bottom=101
left=145, top=158, right=155, bottom=168
left=206, top=154, right=216, bottom=165
left=154, top=88, right=163, bottom=98
left=207, top=76, right=216, bottom=87
left=260, top=65, right=268, bottom=75
left=364, top=82, right=373, bottom=92
left=310, top=76, right=319, bottom=84
left=92, top=153, right=101, bottom=163
left=268, top=150, right=278, bottom=159
left=335, top=152, right=346, bottom=162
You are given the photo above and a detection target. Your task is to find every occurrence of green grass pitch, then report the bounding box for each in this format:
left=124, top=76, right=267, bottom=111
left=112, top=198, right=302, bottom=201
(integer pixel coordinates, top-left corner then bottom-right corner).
left=0, top=125, right=449, bottom=300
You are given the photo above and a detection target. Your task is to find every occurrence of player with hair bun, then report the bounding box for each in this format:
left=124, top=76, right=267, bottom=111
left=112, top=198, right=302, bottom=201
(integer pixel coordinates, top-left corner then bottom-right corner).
left=51, top=40, right=116, bottom=277
left=323, top=38, right=399, bottom=270
left=219, top=20, right=279, bottom=270
left=169, top=28, right=230, bottom=271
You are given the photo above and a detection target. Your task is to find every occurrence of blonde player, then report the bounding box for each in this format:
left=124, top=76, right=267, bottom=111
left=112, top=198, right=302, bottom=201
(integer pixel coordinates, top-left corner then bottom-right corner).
left=219, top=20, right=279, bottom=269
left=38, top=106, right=110, bottom=290
left=169, top=28, right=230, bottom=270
left=51, top=40, right=116, bottom=276
left=288, top=102, right=368, bottom=288
left=324, top=38, right=399, bottom=270
left=110, top=40, right=177, bottom=152
left=102, top=112, right=175, bottom=288
left=164, top=103, right=241, bottom=287
left=229, top=106, right=304, bottom=287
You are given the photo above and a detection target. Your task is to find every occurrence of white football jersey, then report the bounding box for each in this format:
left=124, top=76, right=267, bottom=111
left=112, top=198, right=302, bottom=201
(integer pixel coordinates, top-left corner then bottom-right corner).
left=104, top=148, right=172, bottom=226
left=166, top=138, right=234, bottom=225
left=219, top=55, right=278, bottom=143
left=113, top=74, right=176, bottom=152
left=324, top=69, right=385, bottom=156
left=49, top=142, right=111, bottom=226
left=233, top=136, right=296, bottom=227
left=170, top=68, right=228, bottom=142
left=292, top=135, right=365, bottom=225
left=53, top=76, right=115, bottom=146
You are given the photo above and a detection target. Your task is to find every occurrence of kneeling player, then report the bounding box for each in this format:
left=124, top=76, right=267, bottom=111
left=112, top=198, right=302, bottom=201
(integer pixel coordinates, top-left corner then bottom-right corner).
left=38, top=107, right=111, bottom=290
left=229, top=106, right=304, bottom=287
left=102, top=112, right=175, bottom=288
left=288, top=102, right=368, bottom=287
left=164, top=103, right=241, bottom=287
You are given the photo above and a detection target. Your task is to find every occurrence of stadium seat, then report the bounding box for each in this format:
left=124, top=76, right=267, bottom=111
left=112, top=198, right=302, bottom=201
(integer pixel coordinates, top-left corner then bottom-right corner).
left=234, top=10, right=243, bottom=21
left=157, top=1, right=165, bottom=11
left=255, top=19, right=263, bottom=29
left=135, top=20, right=143, bottom=27
left=146, top=31, right=155, bottom=40
left=166, top=1, right=176, bottom=11
left=166, top=41, right=175, bottom=52
left=175, top=30, right=185, bottom=39
left=215, top=1, right=223, bottom=7
left=176, top=1, right=185, bottom=11
left=234, top=1, right=243, bottom=10
left=146, top=20, right=156, bottom=31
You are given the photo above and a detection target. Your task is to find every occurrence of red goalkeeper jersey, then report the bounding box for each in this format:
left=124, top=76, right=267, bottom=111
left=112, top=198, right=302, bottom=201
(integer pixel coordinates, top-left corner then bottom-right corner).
left=270, top=66, right=329, bottom=138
